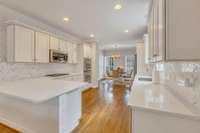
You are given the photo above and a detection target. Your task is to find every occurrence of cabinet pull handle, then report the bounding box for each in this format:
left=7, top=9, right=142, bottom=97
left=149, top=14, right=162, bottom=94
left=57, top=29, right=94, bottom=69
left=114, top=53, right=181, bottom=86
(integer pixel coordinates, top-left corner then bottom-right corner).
left=153, top=54, right=158, bottom=57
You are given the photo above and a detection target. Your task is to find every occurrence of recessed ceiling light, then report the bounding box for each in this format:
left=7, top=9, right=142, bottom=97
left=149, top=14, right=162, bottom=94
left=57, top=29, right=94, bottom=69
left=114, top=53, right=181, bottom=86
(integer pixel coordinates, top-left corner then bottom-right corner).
left=63, top=17, right=70, bottom=22
left=124, top=30, right=129, bottom=33
left=114, top=4, right=122, bottom=10
left=90, top=34, right=95, bottom=38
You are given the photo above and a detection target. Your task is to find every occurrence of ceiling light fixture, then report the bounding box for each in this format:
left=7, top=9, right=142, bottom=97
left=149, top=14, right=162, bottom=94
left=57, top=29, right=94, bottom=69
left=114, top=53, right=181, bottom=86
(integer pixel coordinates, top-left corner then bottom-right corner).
left=63, top=17, right=70, bottom=22
left=124, top=30, right=129, bottom=33
left=114, top=4, right=122, bottom=10
left=114, top=44, right=118, bottom=48
left=90, top=34, right=95, bottom=38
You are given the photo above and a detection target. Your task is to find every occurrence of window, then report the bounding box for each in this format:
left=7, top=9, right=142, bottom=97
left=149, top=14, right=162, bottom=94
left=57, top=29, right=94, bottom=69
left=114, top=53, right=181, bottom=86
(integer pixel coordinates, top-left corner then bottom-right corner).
left=125, top=55, right=135, bottom=74
left=105, top=55, right=120, bottom=73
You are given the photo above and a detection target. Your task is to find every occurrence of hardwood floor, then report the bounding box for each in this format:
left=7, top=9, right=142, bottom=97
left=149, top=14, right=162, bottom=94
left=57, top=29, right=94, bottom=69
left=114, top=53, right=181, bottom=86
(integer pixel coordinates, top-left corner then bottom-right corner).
left=73, top=84, right=131, bottom=133
left=0, top=124, right=20, bottom=133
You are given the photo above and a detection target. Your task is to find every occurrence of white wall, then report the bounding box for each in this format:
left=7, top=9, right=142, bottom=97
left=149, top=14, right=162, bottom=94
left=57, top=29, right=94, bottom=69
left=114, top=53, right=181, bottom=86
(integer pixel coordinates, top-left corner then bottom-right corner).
left=0, top=4, right=83, bottom=81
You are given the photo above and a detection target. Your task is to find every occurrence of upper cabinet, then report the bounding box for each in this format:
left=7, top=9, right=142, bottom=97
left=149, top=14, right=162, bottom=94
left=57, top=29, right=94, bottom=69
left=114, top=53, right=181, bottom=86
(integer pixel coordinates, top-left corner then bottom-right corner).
left=148, top=0, right=200, bottom=62
left=83, top=44, right=92, bottom=58
left=59, top=40, right=68, bottom=53
left=67, top=42, right=73, bottom=64
left=7, top=25, right=35, bottom=62
left=68, top=43, right=78, bottom=64
left=148, top=0, right=165, bottom=62
left=35, top=32, right=50, bottom=63
left=6, top=24, right=79, bottom=64
left=50, top=36, right=60, bottom=51
left=144, top=34, right=150, bottom=64
left=72, top=43, right=78, bottom=64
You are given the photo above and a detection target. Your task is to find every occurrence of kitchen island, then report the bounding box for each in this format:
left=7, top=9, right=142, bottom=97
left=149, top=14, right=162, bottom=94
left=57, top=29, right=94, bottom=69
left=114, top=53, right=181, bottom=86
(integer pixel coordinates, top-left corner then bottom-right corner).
left=0, top=77, right=89, bottom=133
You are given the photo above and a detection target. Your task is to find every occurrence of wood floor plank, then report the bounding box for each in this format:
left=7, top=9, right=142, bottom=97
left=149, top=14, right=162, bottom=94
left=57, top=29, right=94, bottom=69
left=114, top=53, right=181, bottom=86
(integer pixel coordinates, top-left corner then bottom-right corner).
left=73, top=84, right=131, bottom=133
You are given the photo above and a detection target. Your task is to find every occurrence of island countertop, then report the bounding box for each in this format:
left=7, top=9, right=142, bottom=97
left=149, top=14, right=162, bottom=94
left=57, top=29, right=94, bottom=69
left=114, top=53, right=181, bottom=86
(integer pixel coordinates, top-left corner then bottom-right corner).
left=0, top=77, right=89, bottom=103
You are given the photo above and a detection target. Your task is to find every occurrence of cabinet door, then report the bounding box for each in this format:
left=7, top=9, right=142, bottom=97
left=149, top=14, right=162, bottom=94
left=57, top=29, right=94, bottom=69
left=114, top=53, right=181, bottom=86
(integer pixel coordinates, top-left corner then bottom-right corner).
left=83, top=44, right=92, bottom=58
left=148, top=5, right=155, bottom=62
left=153, top=1, right=158, bottom=61
left=50, top=36, right=60, bottom=50
left=67, top=42, right=73, bottom=63
left=83, top=44, right=87, bottom=58
left=166, top=0, right=200, bottom=60
left=14, top=25, right=34, bottom=62
left=72, top=44, right=78, bottom=64
left=144, top=34, right=150, bottom=64
left=59, top=40, right=68, bottom=53
left=35, top=32, right=50, bottom=63
left=156, top=0, right=165, bottom=61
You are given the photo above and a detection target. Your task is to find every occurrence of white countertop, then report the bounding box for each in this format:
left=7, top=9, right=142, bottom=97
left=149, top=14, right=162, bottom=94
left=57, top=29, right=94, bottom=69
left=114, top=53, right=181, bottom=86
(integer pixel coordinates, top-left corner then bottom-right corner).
left=128, top=77, right=200, bottom=118
left=0, top=77, right=89, bottom=103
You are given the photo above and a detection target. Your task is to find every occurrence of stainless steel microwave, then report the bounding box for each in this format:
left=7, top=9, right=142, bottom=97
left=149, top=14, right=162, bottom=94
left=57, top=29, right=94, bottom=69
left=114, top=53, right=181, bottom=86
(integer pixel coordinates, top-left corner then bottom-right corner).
left=49, top=50, right=68, bottom=63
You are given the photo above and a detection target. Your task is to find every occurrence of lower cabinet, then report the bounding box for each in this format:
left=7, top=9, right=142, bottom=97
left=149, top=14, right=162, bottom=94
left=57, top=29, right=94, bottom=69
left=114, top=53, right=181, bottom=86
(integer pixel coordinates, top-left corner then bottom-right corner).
left=131, top=108, right=200, bottom=133
left=59, top=89, right=81, bottom=133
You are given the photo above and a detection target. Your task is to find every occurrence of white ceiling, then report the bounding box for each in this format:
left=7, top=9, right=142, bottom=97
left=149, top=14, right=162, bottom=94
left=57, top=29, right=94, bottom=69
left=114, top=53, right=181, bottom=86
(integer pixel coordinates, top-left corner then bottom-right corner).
left=0, top=0, right=149, bottom=48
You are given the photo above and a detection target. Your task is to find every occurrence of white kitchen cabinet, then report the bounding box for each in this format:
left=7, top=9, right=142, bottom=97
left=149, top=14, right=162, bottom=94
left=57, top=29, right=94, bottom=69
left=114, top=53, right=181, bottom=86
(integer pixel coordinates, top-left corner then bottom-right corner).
left=72, top=43, right=78, bottom=64
left=148, top=10, right=154, bottom=62
left=83, top=44, right=92, bottom=58
left=131, top=104, right=200, bottom=133
left=148, top=0, right=200, bottom=62
left=156, top=0, right=165, bottom=61
left=68, top=43, right=78, bottom=64
left=136, top=41, right=152, bottom=77
left=7, top=25, right=35, bottom=62
left=50, top=36, right=60, bottom=50
left=59, top=40, right=68, bottom=53
left=144, top=34, right=150, bottom=64
left=35, top=32, right=50, bottom=63
left=129, top=82, right=200, bottom=133
left=67, top=42, right=73, bottom=64
left=148, top=0, right=164, bottom=62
